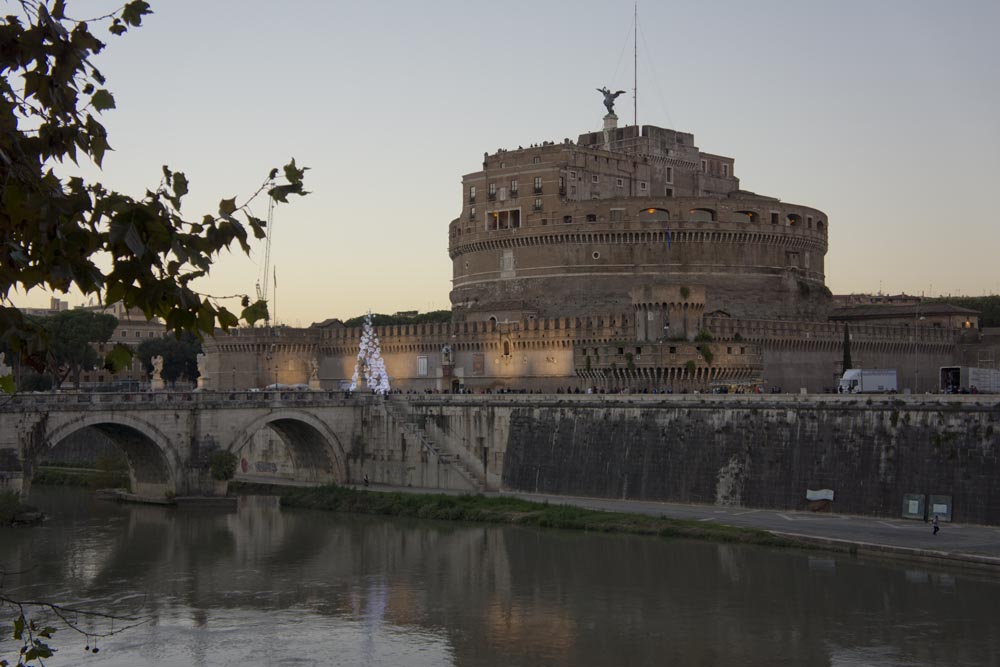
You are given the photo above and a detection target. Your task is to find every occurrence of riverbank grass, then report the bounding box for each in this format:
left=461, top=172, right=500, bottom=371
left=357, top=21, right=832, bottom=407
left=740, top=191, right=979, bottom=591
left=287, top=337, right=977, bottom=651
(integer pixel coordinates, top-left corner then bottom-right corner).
left=230, top=482, right=800, bottom=548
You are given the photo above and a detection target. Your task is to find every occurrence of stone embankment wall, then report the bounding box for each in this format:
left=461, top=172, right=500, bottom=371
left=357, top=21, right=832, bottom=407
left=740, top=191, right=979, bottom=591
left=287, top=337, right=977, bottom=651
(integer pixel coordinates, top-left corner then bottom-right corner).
left=393, top=395, right=1000, bottom=525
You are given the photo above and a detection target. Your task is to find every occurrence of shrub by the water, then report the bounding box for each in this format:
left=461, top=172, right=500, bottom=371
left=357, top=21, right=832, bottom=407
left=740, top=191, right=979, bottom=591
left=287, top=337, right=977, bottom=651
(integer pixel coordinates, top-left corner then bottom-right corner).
left=0, top=490, right=34, bottom=525
left=229, top=482, right=799, bottom=549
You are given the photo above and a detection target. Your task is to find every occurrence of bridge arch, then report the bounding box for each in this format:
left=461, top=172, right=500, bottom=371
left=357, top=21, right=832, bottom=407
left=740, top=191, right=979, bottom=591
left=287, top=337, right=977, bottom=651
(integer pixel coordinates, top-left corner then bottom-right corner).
left=43, top=413, right=180, bottom=499
left=226, top=409, right=349, bottom=485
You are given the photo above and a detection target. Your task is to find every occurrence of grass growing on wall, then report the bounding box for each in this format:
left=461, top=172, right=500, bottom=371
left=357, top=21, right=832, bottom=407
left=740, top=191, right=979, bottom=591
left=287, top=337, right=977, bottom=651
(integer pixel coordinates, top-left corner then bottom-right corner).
left=230, top=482, right=803, bottom=548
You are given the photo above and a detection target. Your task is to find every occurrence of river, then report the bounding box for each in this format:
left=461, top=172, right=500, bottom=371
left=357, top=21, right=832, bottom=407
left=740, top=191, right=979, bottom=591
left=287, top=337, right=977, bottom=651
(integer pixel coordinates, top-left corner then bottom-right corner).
left=1, top=487, right=998, bottom=666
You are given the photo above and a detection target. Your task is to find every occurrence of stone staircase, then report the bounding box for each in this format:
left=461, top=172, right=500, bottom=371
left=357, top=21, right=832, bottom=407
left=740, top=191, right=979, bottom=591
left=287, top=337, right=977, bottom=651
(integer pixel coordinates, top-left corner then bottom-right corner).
left=384, top=398, right=485, bottom=493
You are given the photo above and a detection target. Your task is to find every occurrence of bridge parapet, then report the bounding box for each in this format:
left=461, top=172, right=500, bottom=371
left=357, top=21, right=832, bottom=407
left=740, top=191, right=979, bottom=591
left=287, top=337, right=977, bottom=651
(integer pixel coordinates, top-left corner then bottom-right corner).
left=0, top=390, right=373, bottom=412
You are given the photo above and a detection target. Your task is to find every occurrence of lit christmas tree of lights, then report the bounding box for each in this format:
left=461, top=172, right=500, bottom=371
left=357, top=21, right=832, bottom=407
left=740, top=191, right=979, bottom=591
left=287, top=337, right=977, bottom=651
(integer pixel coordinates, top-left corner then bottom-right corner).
left=349, top=312, right=391, bottom=395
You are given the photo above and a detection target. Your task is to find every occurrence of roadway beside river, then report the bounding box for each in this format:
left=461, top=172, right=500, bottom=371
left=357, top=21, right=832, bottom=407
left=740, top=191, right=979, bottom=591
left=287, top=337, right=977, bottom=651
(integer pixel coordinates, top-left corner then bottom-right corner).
left=345, top=483, right=1000, bottom=572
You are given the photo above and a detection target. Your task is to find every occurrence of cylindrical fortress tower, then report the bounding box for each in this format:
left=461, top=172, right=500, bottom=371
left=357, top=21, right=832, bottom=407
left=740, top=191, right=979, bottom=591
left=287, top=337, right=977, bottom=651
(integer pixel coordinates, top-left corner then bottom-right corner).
left=448, top=123, right=830, bottom=322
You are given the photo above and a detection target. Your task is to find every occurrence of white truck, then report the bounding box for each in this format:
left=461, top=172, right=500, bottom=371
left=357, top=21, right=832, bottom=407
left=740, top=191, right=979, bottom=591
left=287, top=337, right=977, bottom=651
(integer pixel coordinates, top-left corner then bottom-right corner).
left=839, top=369, right=897, bottom=394
left=939, top=366, right=1000, bottom=393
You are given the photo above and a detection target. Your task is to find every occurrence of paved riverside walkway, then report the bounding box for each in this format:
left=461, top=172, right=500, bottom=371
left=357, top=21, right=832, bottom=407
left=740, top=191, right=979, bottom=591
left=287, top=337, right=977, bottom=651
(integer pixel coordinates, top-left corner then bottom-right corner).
left=343, top=483, right=1000, bottom=571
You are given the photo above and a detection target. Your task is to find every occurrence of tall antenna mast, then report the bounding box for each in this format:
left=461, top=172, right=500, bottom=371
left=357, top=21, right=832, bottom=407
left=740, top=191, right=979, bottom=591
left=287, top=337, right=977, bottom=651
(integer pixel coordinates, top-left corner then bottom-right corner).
left=255, top=181, right=276, bottom=324
left=633, top=1, right=638, bottom=126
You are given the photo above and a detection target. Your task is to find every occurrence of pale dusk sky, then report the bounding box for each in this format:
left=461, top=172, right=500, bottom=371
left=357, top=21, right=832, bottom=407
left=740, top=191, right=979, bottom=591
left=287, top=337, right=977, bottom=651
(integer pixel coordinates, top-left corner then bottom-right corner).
left=15, top=0, right=1000, bottom=325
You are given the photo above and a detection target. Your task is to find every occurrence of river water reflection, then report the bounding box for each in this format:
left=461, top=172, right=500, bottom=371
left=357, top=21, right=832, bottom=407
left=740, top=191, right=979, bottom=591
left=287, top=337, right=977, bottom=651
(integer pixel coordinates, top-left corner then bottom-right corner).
left=1, top=488, right=998, bottom=666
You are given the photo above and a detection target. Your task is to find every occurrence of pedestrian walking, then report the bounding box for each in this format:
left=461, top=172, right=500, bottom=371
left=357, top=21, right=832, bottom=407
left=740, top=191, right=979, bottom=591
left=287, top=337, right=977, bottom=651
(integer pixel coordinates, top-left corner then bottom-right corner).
left=932, top=515, right=940, bottom=536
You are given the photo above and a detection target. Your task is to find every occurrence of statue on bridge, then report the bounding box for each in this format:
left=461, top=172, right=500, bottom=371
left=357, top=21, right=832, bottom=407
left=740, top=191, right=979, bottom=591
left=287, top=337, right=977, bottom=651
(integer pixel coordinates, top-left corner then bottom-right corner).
left=151, top=355, right=165, bottom=391
left=309, top=357, right=321, bottom=390
left=196, top=353, right=208, bottom=390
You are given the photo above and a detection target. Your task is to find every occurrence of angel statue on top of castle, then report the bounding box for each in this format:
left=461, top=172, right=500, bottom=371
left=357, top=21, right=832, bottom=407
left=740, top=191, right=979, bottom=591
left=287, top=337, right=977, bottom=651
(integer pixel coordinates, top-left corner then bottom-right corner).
left=597, top=86, right=626, bottom=115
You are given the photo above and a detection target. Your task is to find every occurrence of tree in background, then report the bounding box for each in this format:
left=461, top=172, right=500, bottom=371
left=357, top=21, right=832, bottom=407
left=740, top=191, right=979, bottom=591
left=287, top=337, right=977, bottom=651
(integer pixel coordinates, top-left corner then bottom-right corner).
left=36, top=310, right=117, bottom=388
left=136, top=332, right=201, bottom=386
left=842, top=323, right=853, bottom=372
left=342, top=310, right=451, bottom=328
left=0, top=0, right=308, bottom=391
left=929, top=295, right=999, bottom=327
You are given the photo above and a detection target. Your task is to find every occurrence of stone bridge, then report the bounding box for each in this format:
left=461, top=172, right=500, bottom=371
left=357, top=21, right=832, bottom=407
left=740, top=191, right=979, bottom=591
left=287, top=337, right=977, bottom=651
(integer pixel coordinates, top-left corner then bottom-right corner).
left=3, top=392, right=999, bottom=524
left=0, top=390, right=368, bottom=499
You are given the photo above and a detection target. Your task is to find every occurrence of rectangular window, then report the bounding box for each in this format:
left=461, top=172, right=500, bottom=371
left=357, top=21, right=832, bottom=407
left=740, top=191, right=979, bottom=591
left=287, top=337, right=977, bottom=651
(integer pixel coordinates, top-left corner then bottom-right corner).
left=533, top=176, right=542, bottom=194
left=469, top=186, right=476, bottom=202
left=563, top=215, right=573, bottom=224
left=610, top=208, right=624, bottom=222
left=533, top=198, right=542, bottom=211
left=639, top=182, right=648, bottom=191
left=701, top=160, right=707, bottom=172
left=532, top=156, right=540, bottom=164
left=570, top=185, right=576, bottom=195
left=665, top=188, right=674, bottom=197
left=510, top=179, right=518, bottom=195
left=488, top=183, right=496, bottom=200
left=417, top=356, right=428, bottom=376
left=569, top=171, right=577, bottom=179
left=135, top=331, right=141, bottom=337
left=586, top=213, right=597, bottom=222
left=591, top=174, right=599, bottom=183
left=616, top=178, right=624, bottom=187
left=469, top=206, right=476, bottom=221
left=770, top=212, right=779, bottom=225
left=722, top=164, right=729, bottom=177
left=498, top=187, right=507, bottom=201
left=666, top=167, right=673, bottom=183
left=489, top=208, right=521, bottom=230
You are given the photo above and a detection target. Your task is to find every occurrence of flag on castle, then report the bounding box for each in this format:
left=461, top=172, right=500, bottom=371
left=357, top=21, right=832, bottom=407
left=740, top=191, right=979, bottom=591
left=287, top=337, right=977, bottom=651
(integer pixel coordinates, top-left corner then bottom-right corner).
left=666, top=227, right=672, bottom=251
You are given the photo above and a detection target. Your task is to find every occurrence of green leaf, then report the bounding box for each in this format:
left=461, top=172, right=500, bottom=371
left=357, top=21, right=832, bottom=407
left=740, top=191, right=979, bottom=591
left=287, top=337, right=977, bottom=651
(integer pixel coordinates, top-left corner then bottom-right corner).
left=173, top=171, right=189, bottom=199
left=106, top=344, right=133, bottom=372
left=13, top=615, right=24, bottom=640
left=217, top=307, right=239, bottom=329
left=218, top=197, right=237, bottom=216
left=0, top=374, right=14, bottom=394
left=241, top=300, right=270, bottom=326
left=283, top=158, right=307, bottom=185
left=91, top=89, right=116, bottom=111
left=109, top=18, right=127, bottom=35
left=122, top=1, right=153, bottom=26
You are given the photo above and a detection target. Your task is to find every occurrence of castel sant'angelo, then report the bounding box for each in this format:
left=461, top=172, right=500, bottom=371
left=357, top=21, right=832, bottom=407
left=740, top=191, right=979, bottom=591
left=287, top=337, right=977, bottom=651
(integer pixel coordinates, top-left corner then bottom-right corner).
left=204, top=97, right=989, bottom=394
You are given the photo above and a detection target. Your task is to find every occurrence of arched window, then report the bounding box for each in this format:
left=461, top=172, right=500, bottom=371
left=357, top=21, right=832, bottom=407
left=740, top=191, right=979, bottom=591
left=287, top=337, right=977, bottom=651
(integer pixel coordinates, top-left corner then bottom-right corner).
left=735, top=210, right=759, bottom=223
left=502, top=339, right=511, bottom=356
left=816, top=220, right=826, bottom=232
left=688, top=208, right=716, bottom=222
left=638, top=207, right=670, bottom=223
left=787, top=213, right=802, bottom=226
